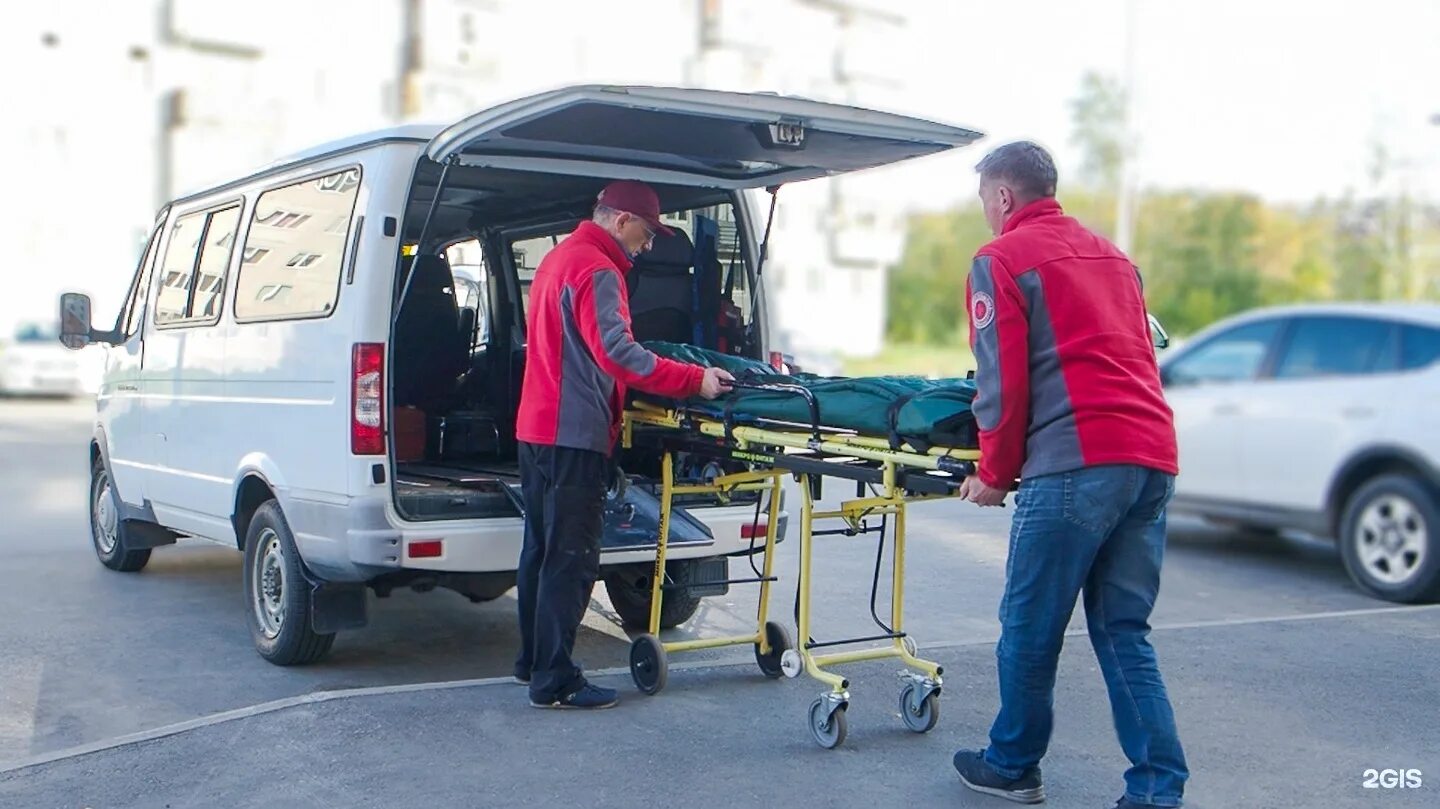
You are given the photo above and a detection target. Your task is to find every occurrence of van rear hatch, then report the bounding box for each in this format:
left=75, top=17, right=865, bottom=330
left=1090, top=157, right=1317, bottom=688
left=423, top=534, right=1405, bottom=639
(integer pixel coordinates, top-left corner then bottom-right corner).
left=424, top=85, right=982, bottom=189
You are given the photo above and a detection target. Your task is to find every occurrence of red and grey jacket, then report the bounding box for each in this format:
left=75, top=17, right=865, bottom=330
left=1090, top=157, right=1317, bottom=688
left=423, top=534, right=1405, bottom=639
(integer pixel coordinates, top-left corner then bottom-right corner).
left=965, top=198, right=1178, bottom=489
left=516, top=220, right=704, bottom=455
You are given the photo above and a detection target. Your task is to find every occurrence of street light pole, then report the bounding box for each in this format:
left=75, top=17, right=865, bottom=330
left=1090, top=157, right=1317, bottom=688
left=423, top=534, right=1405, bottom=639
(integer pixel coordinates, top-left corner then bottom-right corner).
left=1115, top=0, right=1138, bottom=253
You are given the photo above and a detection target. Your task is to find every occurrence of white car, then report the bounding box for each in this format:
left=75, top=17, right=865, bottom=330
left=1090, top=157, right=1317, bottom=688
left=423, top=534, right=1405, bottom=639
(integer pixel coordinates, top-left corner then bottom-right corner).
left=55, top=85, right=980, bottom=665
left=0, top=322, right=88, bottom=397
left=1160, top=303, right=1440, bottom=603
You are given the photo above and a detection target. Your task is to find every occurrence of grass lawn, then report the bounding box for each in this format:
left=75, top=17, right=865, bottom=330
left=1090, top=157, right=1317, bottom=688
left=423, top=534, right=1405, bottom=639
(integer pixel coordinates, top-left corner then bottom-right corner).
left=840, top=342, right=976, bottom=379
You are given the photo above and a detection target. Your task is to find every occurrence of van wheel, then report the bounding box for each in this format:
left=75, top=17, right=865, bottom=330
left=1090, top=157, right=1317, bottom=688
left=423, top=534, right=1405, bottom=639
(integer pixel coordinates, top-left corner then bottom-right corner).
left=1339, top=475, right=1440, bottom=604
left=243, top=501, right=335, bottom=665
left=603, top=562, right=703, bottom=630
left=90, top=459, right=150, bottom=572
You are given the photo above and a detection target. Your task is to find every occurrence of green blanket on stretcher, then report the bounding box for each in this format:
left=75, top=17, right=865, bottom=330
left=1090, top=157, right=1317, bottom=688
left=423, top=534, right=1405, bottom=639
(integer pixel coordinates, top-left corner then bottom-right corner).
left=639, top=341, right=979, bottom=451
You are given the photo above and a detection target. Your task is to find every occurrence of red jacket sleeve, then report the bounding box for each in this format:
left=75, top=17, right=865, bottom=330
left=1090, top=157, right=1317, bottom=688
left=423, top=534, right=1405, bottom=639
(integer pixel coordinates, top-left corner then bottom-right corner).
left=573, top=266, right=705, bottom=398
left=967, top=252, right=1030, bottom=488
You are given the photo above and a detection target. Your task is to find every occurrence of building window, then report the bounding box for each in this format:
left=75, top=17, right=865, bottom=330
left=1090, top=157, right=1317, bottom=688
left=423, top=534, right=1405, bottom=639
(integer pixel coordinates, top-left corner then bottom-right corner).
left=285, top=252, right=323, bottom=269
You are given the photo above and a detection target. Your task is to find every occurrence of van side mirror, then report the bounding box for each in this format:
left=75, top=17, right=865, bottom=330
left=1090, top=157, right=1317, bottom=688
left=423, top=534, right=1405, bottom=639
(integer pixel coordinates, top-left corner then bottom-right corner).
left=1148, top=313, right=1170, bottom=350
left=58, top=293, right=116, bottom=349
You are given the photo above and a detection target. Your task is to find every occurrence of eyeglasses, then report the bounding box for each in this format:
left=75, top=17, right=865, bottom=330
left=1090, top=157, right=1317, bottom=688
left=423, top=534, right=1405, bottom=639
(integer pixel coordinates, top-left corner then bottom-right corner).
left=623, top=213, right=655, bottom=244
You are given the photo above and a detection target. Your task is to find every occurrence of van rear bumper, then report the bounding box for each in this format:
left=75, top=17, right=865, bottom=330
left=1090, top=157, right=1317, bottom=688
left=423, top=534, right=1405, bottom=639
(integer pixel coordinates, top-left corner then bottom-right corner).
left=292, top=496, right=787, bottom=582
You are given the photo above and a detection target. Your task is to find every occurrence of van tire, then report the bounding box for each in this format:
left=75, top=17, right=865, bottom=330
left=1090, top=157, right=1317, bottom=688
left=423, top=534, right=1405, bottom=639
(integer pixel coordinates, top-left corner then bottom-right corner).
left=243, top=501, right=335, bottom=665
left=89, top=459, right=151, bottom=573
left=603, top=562, right=703, bottom=630
left=1338, top=475, right=1440, bottom=604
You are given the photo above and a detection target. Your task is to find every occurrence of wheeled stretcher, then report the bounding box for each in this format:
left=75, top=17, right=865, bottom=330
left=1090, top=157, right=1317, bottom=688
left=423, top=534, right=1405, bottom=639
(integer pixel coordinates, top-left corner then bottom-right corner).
left=621, top=380, right=983, bottom=749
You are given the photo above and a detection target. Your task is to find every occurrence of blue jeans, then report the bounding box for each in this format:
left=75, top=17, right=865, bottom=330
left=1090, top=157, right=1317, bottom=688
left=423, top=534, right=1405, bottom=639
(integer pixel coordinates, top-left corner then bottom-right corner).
left=983, top=465, right=1189, bottom=807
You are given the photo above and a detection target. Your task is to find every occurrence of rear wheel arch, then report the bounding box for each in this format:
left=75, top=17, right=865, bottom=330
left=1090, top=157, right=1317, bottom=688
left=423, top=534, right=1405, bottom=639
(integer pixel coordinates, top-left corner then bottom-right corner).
left=233, top=475, right=278, bottom=550
left=1327, top=448, right=1440, bottom=536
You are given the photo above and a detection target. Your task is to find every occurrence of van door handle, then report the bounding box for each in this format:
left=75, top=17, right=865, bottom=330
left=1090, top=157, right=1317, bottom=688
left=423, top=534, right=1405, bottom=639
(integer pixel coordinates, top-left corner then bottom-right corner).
left=1213, top=403, right=1240, bottom=416
left=1342, top=406, right=1374, bottom=419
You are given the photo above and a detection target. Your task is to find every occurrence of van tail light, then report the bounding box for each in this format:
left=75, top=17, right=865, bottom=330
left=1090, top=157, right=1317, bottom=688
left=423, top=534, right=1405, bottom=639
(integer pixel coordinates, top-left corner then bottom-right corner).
left=741, top=521, right=769, bottom=539
left=352, top=343, right=385, bottom=455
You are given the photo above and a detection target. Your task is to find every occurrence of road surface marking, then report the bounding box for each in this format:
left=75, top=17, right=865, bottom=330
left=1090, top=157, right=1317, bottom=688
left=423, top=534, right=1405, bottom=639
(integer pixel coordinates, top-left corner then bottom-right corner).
left=3, top=601, right=1436, bottom=776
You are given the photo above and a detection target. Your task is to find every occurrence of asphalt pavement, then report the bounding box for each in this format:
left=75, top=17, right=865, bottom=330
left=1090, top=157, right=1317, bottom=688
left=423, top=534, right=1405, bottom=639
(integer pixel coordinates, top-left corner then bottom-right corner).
left=1, top=398, right=1435, bottom=808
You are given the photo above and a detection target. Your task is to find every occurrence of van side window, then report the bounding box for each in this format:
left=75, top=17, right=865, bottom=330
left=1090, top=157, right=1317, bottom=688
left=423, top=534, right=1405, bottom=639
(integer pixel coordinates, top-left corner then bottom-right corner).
left=192, top=206, right=242, bottom=320
left=120, top=224, right=163, bottom=338
left=154, top=204, right=241, bottom=327
left=155, top=212, right=205, bottom=325
left=234, top=167, right=361, bottom=322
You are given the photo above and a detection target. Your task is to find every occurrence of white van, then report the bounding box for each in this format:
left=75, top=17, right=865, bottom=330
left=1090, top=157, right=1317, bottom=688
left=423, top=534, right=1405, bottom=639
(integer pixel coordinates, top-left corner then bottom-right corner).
left=58, top=85, right=981, bottom=665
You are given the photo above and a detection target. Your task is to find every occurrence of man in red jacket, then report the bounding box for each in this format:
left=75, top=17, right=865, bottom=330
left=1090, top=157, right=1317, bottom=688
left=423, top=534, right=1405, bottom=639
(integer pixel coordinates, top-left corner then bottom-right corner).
left=950, top=142, right=1189, bottom=808
left=513, top=180, right=733, bottom=710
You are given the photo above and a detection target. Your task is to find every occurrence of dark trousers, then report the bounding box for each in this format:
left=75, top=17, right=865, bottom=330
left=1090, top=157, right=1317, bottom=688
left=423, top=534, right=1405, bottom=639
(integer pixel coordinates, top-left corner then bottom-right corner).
left=514, top=441, right=608, bottom=701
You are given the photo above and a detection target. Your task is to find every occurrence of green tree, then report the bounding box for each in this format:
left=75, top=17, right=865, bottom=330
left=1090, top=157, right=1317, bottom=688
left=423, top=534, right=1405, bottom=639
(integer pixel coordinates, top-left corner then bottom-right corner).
left=1132, top=192, right=1267, bottom=334
left=885, top=207, right=992, bottom=345
left=1068, top=71, right=1129, bottom=195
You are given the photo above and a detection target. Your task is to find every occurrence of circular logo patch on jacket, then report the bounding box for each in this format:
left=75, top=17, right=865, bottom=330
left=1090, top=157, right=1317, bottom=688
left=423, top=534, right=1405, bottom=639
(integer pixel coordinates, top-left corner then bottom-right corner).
left=972, top=291, right=996, bottom=329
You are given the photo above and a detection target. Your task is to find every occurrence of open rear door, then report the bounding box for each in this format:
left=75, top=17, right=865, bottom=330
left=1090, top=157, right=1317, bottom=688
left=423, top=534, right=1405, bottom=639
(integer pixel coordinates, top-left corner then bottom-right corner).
left=425, top=85, right=983, bottom=189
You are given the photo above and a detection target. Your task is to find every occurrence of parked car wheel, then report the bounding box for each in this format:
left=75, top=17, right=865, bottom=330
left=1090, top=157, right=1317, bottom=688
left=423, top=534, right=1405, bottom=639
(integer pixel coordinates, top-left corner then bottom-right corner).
left=1338, top=475, right=1440, bottom=603
left=243, top=501, right=335, bottom=665
left=604, top=561, right=703, bottom=630
left=89, top=459, right=151, bottom=572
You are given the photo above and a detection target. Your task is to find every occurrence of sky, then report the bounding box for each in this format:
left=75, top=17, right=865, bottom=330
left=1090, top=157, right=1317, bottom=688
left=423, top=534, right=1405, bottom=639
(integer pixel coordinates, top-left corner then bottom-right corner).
left=871, top=0, right=1440, bottom=210
left=2, top=0, right=1438, bottom=333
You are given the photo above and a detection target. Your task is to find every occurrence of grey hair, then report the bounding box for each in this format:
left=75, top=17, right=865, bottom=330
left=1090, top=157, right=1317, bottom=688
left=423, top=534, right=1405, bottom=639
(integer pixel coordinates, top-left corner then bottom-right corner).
left=975, top=141, right=1058, bottom=200
left=593, top=203, right=623, bottom=230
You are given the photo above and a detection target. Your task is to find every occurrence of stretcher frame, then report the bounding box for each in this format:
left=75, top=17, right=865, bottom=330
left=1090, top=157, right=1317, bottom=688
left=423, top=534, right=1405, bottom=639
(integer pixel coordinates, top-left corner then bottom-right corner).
left=620, top=383, right=982, bottom=749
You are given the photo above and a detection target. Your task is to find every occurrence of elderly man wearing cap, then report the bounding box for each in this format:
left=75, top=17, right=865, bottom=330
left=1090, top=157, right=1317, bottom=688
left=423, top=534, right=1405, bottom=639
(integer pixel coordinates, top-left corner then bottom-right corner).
left=513, top=180, right=734, bottom=709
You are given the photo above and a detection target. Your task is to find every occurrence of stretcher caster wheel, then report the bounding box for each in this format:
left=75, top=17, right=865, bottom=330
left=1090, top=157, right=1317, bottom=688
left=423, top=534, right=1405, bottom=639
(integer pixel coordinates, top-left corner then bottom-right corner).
left=629, top=634, right=668, bottom=695
left=898, top=682, right=940, bottom=733
left=755, top=621, right=792, bottom=679
left=808, top=698, right=848, bottom=749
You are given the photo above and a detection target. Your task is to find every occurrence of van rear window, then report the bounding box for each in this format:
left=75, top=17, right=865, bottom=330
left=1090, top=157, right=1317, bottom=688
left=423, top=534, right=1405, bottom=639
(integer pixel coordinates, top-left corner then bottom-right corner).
left=234, top=167, right=361, bottom=322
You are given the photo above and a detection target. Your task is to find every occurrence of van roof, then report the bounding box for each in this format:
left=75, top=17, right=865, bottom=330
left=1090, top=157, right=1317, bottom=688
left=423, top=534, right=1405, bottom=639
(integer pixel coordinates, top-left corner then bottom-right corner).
left=266, top=124, right=444, bottom=170
left=169, top=124, right=441, bottom=207
left=170, top=84, right=982, bottom=206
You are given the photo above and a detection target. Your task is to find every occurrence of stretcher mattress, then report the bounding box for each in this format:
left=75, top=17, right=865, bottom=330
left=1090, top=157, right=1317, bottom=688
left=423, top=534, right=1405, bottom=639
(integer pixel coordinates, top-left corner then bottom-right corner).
left=639, top=341, right=979, bottom=451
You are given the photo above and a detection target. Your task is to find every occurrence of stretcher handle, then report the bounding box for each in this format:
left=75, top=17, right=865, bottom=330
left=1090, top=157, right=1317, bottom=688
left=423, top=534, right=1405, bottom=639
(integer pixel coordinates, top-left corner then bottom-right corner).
left=723, top=379, right=822, bottom=443
left=938, top=457, right=977, bottom=477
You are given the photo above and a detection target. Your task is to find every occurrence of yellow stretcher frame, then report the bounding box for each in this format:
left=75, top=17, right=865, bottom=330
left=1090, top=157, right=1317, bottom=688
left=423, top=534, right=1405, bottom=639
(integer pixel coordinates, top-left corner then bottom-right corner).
left=621, top=401, right=982, bottom=749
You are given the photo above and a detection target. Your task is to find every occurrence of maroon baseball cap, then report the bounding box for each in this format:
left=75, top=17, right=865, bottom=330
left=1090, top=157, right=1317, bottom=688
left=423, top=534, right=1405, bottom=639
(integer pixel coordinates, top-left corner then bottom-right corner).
left=597, top=180, right=674, bottom=236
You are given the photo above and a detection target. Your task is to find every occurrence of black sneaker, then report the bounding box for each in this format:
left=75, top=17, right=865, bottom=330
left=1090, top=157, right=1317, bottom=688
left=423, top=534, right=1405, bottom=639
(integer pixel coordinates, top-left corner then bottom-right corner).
left=1112, top=800, right=1163, bottom=808
left=512, top=669, right=530, bottom=686
left=952, top=749, right=1045, bottom=804
left=530, top=683, right=618, bottom=710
